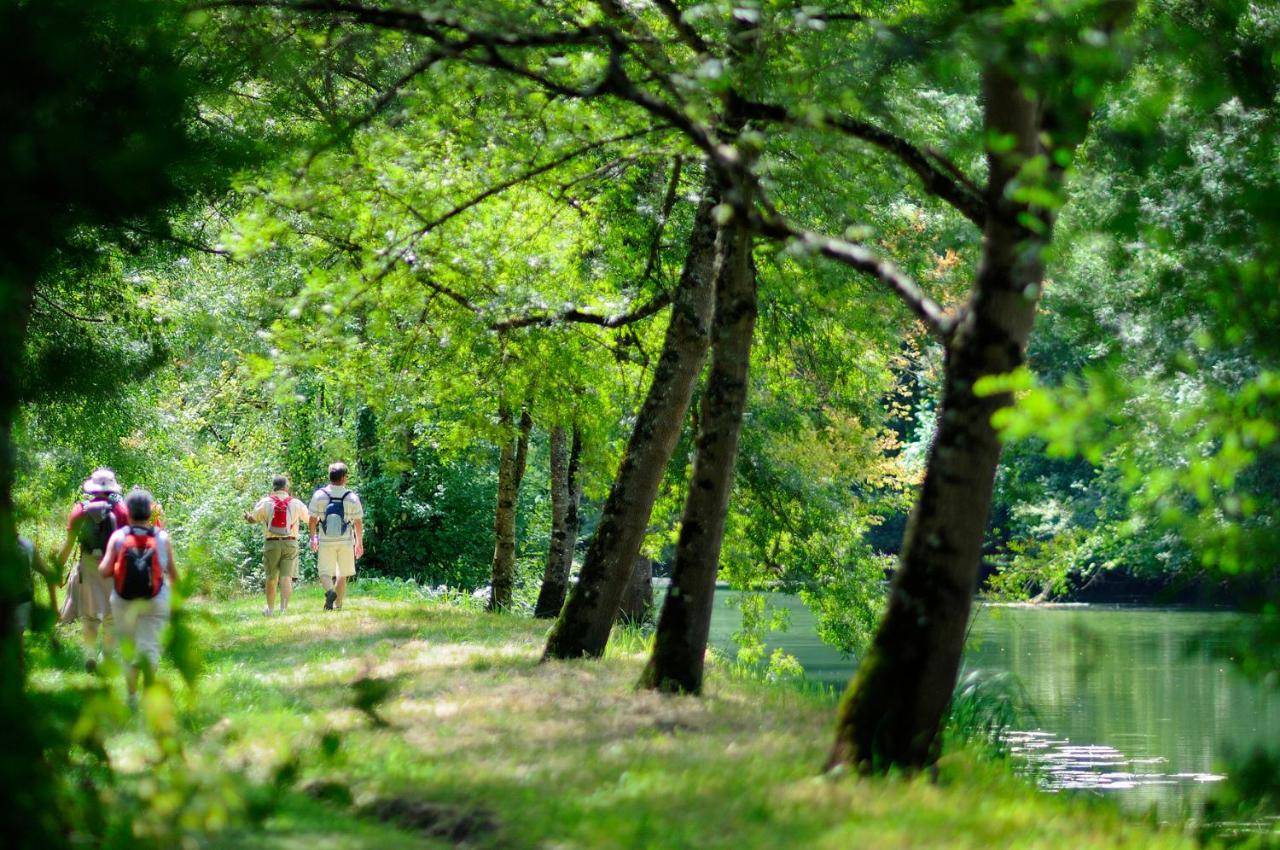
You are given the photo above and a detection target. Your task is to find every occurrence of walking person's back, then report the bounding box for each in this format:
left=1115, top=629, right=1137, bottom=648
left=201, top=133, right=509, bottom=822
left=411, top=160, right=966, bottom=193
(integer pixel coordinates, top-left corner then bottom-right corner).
left=244, top=475, right=309, bottom=615
left=54, top=468, right=130, bottom=671
left=96, top=487, right=178, bottom=711
left=308, top=462, right=364, bottom=611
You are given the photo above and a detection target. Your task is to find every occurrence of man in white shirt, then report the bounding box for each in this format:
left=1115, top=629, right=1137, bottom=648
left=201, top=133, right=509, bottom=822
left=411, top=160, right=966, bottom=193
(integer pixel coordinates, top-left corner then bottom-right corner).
left=244, top=475, right=309, bottom=616
left=308, top=462, right=364, bottom=611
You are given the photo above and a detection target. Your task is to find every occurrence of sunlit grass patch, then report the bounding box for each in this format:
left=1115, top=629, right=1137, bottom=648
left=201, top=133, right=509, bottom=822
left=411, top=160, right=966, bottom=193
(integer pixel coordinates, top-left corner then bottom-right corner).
left=41, top=582, right=1202, bottom=850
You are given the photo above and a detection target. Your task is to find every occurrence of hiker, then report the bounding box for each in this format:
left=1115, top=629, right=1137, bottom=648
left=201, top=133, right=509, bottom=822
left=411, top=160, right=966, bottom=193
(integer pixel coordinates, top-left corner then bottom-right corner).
left=308, top=462, right=364, bottom=611
left=10, top=536, right=55, bottom=655
left=243, top=474, right=309, bottom=616
left=98, top=487, right=177, bottom=709
left=54, top=468, right=130, bottom=671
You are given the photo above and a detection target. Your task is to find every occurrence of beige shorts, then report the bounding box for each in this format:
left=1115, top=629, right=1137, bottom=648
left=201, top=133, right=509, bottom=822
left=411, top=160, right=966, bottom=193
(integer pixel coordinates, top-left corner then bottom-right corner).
left=317, top=543, right=356, bottom=579
left=263, top=538, right=300, bottom=582
left=78, top=551, right=114, bottom=625
left=111, top=583, right=171, bottom=670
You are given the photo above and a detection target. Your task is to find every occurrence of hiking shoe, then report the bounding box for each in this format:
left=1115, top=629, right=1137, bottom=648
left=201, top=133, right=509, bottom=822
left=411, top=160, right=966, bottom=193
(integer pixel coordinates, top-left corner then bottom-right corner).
left=84, top=656, right=97, bottom=674
left=324, top=589, right=337, bottom=610
left=262, top=605, right=274, bottom=617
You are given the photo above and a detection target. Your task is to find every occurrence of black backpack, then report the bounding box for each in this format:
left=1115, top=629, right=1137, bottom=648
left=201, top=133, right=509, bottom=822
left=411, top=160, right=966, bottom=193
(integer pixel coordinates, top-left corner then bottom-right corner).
left=77, top=495, right=119, bottom=555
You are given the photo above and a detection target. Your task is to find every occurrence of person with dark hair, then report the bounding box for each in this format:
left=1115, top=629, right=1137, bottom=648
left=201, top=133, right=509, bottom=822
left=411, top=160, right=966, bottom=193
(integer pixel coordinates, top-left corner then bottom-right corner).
left=308, top=462, right=364, bottom=611
left=54, top=468, right=130, bottom=671
left=243, top=474, right=309, bottom=616
left=97, top=487, right=177, bottom=709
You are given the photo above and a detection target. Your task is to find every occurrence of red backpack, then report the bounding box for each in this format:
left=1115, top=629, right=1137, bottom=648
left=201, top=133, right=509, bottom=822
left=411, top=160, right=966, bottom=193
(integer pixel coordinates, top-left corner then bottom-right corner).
left=268, top=495, right=291, bottom=535
left=114, top=527, right=164, bottom=600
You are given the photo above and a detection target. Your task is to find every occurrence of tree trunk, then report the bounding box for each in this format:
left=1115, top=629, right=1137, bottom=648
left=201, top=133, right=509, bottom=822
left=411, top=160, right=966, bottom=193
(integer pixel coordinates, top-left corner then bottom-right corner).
left=534, top=424, right=572, bottom=618
left=543, top=186, right=719, bottom=660
left=826, top=69, right=1051, bottom=771
left=489, top=403, right=532, bottom=611
left=0, top=278, right=66, bottom=848
left=640, top=215, right=757, bottom=693
left=618, top=556, right=654, bottom=625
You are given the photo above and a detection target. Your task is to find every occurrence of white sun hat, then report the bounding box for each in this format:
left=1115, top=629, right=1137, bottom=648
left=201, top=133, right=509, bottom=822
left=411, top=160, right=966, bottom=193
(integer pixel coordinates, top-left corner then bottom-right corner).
left=82, top=468, right=122, bottom=495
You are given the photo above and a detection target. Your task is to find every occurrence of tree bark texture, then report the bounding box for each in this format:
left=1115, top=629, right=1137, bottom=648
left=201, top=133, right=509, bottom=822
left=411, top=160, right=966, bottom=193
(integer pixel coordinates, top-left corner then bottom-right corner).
left=618, top=556, right=654, bottom=625
left=640, top=216, right=757, bottom=694
left=534, top=424, right=574, bottom=618
left=489, top=403, right=532, bottom=611
left=543, top=187, right=719, bottom=659
left=827, top=70, right=1053, bottom=771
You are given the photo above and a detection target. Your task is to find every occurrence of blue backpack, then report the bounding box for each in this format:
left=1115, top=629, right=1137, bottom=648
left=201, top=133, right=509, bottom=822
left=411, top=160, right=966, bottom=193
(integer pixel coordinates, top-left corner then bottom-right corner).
left=320, top=487, right=353, bottom=537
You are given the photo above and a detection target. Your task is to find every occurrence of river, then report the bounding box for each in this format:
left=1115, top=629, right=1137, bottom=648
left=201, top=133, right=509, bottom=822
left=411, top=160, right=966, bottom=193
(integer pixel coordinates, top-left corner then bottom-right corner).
left=708, top=591, right=1280, bottom=814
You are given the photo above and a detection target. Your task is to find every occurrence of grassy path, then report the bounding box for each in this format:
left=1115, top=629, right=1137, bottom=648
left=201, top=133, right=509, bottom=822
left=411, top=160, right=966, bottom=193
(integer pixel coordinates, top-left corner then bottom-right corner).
left=40, top=582, right=1200, bottom=849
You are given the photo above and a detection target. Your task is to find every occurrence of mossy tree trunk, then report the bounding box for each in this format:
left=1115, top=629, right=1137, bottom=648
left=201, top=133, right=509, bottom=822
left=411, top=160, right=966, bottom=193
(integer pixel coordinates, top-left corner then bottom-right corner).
left=826, top=69, right=1053, bottom=771
left=489, top=403, right=532, bottom=611
left=543, top=186, right=719, bottom=659
left=534, top=424, right=576, bottom=618
left=618, top=556, right=654, bottom=625
left=640, top=215, right=756, bottom=694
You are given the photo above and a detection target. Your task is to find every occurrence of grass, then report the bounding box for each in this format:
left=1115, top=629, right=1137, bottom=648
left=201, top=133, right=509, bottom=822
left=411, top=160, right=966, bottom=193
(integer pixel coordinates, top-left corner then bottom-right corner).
left=30, top=580, right=1203, bottom=850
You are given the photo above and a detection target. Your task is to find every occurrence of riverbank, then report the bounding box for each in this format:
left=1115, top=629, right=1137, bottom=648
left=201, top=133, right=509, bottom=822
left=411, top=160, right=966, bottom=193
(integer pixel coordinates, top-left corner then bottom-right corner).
left=29, top=581, right=1201, bottom=849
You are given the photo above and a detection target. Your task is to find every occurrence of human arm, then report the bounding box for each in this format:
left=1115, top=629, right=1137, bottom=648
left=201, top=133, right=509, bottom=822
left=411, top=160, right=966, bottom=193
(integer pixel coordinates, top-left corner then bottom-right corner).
left=164, top=536, right=178, bottom=584
left=97, top=535, right=119, bottom=578
left=308, top=513, right=319, bottom=552
left=353, top=518, right=364, bottom=560
left=54, top=506, right=78, bottom=568
left=244, top=497, right=266, bottom=524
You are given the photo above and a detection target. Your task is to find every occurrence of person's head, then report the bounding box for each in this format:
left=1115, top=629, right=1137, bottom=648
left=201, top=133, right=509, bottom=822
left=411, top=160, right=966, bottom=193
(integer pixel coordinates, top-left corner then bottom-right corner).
left=328, top=462, right=348, bottom=485
left=125, top=487, right=154, bottom=523
left=83, top=467, right=122, bottom=497
left=272, top=474, right=288, bottom=492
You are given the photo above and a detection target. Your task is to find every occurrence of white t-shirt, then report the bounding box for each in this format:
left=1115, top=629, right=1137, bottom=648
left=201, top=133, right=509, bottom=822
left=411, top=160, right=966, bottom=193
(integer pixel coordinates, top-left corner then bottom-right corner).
left=251, top=491, right=310, bottom=539
left=308, top=485, right=364, bottom=543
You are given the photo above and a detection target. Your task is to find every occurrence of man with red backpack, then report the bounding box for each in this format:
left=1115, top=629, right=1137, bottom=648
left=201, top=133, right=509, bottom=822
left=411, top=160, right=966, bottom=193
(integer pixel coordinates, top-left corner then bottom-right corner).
left=54, top=468, right=131, bottom=671
left=243, top=474, right=309, bottom=616
left=97, top=487, right=177, bottom=709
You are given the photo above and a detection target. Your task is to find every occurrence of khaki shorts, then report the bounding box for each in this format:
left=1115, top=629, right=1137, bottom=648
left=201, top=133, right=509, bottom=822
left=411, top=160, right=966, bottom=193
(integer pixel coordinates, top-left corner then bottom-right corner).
left=111, top=583, right=170, bottom=670
left=317, top=543, right=356, bottom=579
left=78, top=551, right=114, bottom=625
left=263, top=538, right=300, bottom=582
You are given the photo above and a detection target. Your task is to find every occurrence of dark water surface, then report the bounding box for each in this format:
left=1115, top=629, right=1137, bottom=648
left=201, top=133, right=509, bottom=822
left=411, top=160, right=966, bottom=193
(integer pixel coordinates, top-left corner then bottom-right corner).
left=708, top=592, right=1280, bottom=813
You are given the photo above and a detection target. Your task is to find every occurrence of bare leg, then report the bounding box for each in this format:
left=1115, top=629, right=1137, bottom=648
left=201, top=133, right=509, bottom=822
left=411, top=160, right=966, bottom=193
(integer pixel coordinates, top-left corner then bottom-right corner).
left=82, top=618, right=99, bottom=650
left=265, top=578, right=276, bottom=612
left=336, top=575, right=348, bottom=608
left=320, top=574, right=335, bottom=592
left=280, top=576, right=293, bottom=611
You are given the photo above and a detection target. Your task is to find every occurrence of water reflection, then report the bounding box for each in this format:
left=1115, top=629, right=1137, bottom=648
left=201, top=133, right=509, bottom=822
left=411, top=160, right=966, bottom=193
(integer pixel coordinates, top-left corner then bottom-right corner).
left=708, top=594, right=1280, bottom=812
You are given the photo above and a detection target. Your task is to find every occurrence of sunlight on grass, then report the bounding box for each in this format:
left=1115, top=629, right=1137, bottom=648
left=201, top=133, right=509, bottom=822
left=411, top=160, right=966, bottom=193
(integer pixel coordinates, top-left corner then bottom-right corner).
left=46, top=586, right=1201, bottom=850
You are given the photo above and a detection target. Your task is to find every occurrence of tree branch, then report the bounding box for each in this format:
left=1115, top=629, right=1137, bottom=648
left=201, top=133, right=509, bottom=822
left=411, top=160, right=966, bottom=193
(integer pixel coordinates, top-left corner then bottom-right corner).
left=490, top=289, right=674, bottom=331
left=756, top=212, right=955, bottom=342
left=732, top=95, right=987, bottom=226
left=33, top=290, right=107, bottom=324
left=650, top=0, right=711, bottom=56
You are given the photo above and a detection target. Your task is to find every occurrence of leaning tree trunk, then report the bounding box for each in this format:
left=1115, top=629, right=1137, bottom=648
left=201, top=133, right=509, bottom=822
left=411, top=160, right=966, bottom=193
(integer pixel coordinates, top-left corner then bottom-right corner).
left=640, top=216, right=756, bottom=694
left=534, top=424, right=572, bottom=618
left=543, top=187, right=719, bottom=659
left=489, top=403, right=532, bottom=611
left=827, top=70, right=1051, bottom=771
left=0, top=277, right=66, bottom=848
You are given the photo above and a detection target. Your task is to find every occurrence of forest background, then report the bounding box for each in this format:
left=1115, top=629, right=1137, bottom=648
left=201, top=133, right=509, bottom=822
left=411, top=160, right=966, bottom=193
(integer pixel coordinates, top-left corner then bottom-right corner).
left=3, top=0, right=1280, bottom=844
left=14, top=0, right=1278, bottom=654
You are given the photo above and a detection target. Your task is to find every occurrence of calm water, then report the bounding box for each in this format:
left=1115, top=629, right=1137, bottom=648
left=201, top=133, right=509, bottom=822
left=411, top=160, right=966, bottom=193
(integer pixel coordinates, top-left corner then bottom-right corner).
left=708, top=592, right=1280, bottom=813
